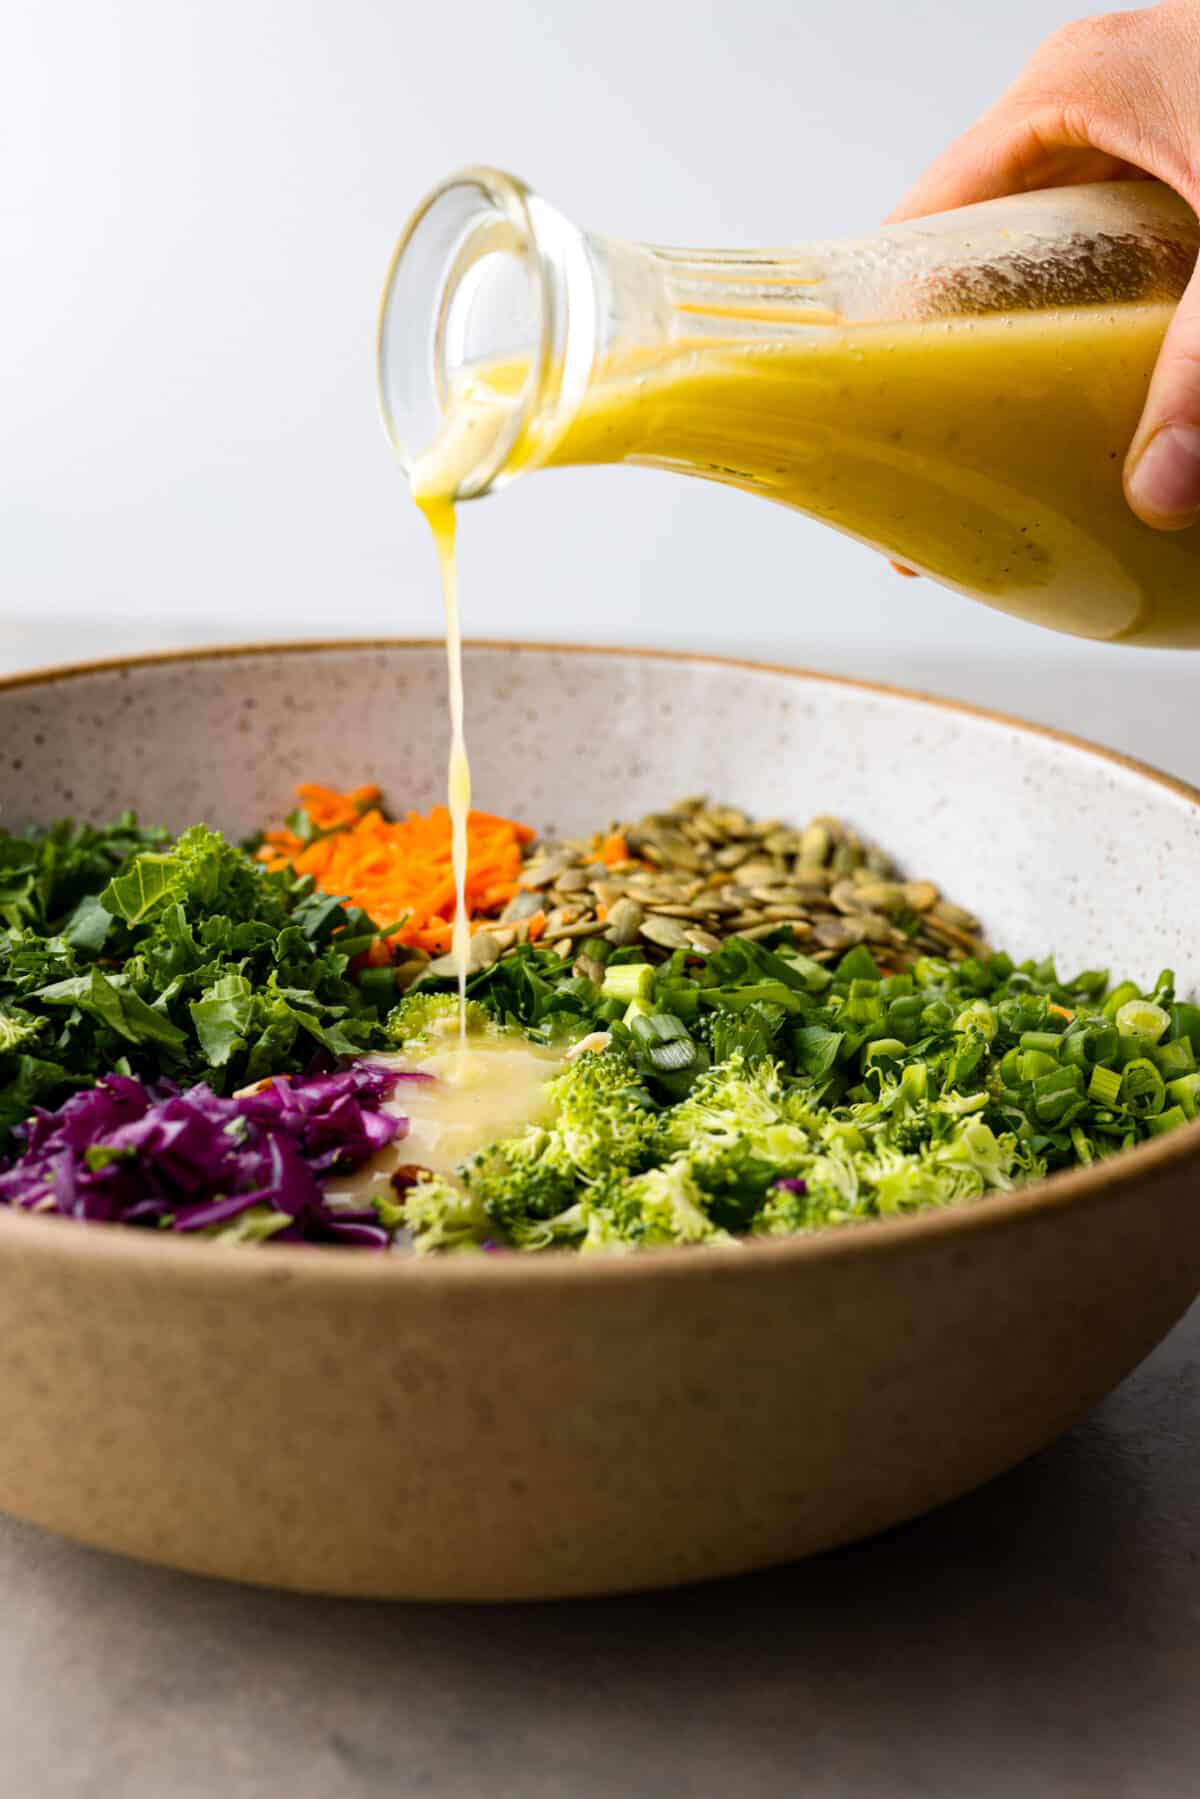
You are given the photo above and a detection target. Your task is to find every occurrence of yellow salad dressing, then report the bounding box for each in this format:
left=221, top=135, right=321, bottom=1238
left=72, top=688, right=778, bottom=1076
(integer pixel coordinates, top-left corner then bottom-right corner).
left=419, top=301, right=1200, bottom=645
left=412, top=490, right=473, bottom=1043
left=322, top=1037, right=564, bottom=1209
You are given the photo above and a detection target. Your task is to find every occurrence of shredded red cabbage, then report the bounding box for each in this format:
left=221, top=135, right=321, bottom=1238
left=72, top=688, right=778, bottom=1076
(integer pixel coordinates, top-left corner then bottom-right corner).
left=771, top=1177, right=808, bottom=1194
left=0, top=1063, right=414, bottom=1248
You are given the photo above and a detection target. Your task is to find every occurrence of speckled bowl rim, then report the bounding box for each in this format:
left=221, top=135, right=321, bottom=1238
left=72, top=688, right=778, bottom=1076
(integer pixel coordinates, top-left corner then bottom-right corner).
left=1, top=635, right=1198, bottom=1295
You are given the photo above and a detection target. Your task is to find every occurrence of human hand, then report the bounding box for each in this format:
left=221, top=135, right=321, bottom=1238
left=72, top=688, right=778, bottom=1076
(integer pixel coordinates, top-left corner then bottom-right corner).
left=890, top=2, right=1200, bottom=531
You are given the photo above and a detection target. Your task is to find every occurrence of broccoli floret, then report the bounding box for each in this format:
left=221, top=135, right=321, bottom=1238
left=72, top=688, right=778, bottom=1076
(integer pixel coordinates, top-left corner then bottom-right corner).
left=929, top=1117, right=1018, bottom=1193
left=754, top=1175, right=852, bottom=1235
left=656, top=1053, right=814, bottom=1218
left=596, top=1161, right=735, bottom=1249
left=0, top=1007, right=43, bottom=1055
left=404, top=1172, right=490, bottom=1253
left=889, top=1104, right=933, bottom=1154
left=440, top=1046, right=658, bottom=1251
left=544, top=1046, right=659, bottom=1182
left=387, top=990, right=491, bottom=1048
left=867, top=1147, right=962, bottom=1215
left=465, top=1130, right=580, bottom=1235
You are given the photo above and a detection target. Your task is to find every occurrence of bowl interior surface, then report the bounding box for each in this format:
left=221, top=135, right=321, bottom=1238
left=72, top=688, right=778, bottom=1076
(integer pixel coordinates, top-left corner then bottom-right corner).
left=3, top=641, right=1198, bottom=990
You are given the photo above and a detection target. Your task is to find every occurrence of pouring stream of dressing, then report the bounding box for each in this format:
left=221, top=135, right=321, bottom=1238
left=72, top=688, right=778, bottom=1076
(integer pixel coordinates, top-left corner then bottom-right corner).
left=414, top=493, right=471, bottom=1045
left=410, top=390, right=515, bottom=1048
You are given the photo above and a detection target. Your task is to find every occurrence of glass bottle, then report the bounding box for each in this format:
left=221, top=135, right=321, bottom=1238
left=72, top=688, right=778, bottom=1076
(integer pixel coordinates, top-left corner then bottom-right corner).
left=377, top=167, right=1200, bottom=645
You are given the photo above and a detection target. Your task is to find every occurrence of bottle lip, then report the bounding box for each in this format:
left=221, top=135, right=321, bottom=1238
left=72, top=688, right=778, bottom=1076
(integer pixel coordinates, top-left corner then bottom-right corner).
left=376, top=165, right=557, bottom=500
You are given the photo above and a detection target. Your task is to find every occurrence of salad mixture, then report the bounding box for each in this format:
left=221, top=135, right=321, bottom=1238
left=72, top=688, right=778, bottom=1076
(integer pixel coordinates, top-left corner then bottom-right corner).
left=0, top=789, right=1196, bottom=1253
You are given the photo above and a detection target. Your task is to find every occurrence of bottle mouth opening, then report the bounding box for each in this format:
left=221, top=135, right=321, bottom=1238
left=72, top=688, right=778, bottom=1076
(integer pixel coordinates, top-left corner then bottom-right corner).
left=376, top=167, right=554, bottom=500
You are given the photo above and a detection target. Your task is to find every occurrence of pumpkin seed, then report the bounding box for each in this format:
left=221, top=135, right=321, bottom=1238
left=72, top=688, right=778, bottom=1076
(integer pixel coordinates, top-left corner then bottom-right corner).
left=518, top=853, right=573, bottom=890
left=812, top=917, right=856, bottom=950
left=502, top=889, right=548, bottom=923
left=736, top=861, right=783, bottom=886
left=544, top=918, right=608, bottom=945
left=853, top=881, right=907, bottom=911
left=605, top=898, right=645, bottom=946
left=640, top=914, right=693, bottom=950
left=468, top=931, right=501, bottom=972
left=830, top=880, right=863, bottom=915
left=903, top=881, right=939, bottom=912
left=590, top=879, right=625, bottom=909
left=686, top=927, right=722, bottom=954
left=931, top=899, right=979, bottom=930
left=799, top=822, right=831, bottom=862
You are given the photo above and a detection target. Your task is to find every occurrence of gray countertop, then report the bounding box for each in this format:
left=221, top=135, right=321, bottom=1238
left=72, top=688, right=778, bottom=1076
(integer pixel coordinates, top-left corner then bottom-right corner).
left=1, top=634, right=1197, bottom=1797
left=0, top=1304, right=1196, bottom=1799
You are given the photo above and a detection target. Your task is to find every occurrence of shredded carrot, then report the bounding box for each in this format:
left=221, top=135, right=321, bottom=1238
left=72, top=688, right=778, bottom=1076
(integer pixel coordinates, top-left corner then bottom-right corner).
left=1048, top=1003, right=1075, bottom=1021
left=525, top=910, right=546, bottom=942
left=257, top=784, right=535, bottom=955
left=596, top=832, right=629, bottom=868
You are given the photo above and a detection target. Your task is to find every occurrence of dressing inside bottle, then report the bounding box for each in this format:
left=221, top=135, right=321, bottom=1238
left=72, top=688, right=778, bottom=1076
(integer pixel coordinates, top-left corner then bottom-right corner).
left=379, top=168, right=1200, bottom=646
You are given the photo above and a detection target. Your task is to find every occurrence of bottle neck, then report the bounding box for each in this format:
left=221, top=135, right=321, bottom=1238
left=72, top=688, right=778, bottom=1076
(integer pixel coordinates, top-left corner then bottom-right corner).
left=377, top=167, right=606, bottom=500
left=376, top=166, right=860, bottom=500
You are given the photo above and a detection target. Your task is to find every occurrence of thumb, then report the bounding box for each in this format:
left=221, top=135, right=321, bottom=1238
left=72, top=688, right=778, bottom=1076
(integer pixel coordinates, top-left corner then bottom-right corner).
left=1125, top=268, right=1200, bottom=530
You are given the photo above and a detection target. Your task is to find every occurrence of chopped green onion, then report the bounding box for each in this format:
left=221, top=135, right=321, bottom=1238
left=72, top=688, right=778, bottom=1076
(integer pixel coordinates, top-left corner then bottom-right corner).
left=623, top=997, right=655, bottom=1026
left=914, top=956, right=953, bottom=988
left=1146, top=1105, right=1187, bottom=1137
left=1116, top=1032, right=1153, bottom=1067
left=1088, top=1064, right=1123, bottom=1107
left=899, top=1063, right=928, bottom=1107
left=1060, top=1023, right=1119, bottom=1070
left=836, top=946, right=881, bottom=983
left=1153, top=1037, right=1196, bottom=1080
left=602, top=962, right=655, bottom=1003
left=845, top=993, right=883, bottom=1024
left=864, top=1038, right=908, bottom=1065
left=885, top=996, right=926, bottom=1041
left=1119, top=1058, right=1166, bottom=1117
left=1019, top=1031, right=1062, bottom=1056
left=1166, top=1072, right=1200, bottom=1120
left=1151, top=969, right=1176, bottom=1007
left=1103, top=980, right=1141, bottom=1020
left=1114, top=999, right=1170, bottom=1043
left=1170, top=1003, right=1200, bottom=1053
left=1020, top=1049, right=1059, bottom=1083
left=1069, top=1124, right=1094, bottom=1165
left=1031, top=1065, right=1085, bottom=1126
left=628, top=1009, right=698, bottom=1073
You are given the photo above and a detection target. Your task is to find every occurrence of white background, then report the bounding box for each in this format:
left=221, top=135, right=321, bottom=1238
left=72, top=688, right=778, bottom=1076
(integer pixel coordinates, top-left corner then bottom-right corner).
left=3, top=0, right=1196, bottom=776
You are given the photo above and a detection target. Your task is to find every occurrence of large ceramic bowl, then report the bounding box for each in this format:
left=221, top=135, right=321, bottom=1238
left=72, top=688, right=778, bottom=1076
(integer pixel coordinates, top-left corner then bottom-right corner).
left=1, top=642, right=1198, bottom=1600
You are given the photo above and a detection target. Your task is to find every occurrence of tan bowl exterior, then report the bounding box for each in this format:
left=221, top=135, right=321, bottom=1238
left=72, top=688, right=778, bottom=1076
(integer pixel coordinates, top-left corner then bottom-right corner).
left=0, top=641, right=1197, bottom=1600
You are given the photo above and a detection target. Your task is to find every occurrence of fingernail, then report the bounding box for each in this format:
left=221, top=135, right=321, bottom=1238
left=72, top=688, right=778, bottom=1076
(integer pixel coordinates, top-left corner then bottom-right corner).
left=1127, top=424, right=1200, bottom=525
